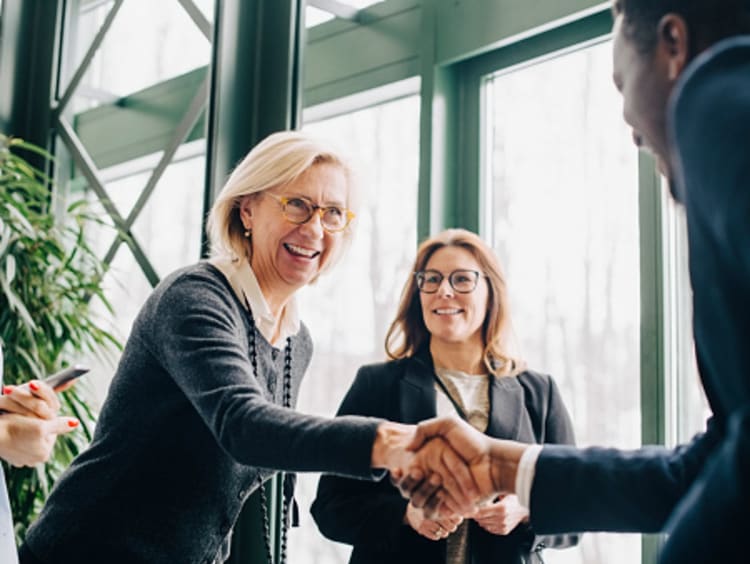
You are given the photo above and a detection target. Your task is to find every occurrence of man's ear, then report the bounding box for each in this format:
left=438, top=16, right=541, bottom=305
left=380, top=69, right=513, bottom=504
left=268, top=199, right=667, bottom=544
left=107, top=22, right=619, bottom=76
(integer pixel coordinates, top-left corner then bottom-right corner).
left=239, top=194, right=254, bottom=230
left=658, top=14, right=689, bottom=80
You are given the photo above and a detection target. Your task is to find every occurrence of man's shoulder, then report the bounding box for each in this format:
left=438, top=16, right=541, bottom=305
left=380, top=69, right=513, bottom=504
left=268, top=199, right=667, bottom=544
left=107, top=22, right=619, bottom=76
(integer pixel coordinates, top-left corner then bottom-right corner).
left=672, top=35, right=750, bottom=119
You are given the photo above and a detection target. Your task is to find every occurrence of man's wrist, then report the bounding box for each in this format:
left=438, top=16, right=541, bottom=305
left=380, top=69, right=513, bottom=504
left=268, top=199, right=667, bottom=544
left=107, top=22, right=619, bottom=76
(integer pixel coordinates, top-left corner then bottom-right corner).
left=488, top=439, right=527, bottom=493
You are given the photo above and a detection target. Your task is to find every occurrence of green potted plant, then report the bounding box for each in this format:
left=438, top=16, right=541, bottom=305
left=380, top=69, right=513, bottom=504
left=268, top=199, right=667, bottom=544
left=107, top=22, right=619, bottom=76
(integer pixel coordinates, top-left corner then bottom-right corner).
left=0, top=134, right=120, bottom=540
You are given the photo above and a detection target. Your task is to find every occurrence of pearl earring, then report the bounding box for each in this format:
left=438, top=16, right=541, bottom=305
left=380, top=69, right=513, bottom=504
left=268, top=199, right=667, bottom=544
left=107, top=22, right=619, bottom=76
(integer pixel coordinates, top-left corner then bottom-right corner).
left=244, top=228, right=251, bottom=238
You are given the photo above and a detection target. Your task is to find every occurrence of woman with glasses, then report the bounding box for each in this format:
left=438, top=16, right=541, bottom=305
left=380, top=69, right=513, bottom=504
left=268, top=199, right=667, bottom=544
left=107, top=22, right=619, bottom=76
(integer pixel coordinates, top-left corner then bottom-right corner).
left=312, top=228, right=579, bottom=564
left=20, top=131, right=442, bottom=564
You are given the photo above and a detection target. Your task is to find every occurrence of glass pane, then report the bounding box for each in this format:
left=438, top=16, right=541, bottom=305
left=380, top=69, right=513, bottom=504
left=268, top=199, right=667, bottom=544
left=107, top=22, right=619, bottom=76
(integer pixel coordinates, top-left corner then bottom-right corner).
left=485, top=41, right=640, bottom=563
left=130, top=153, right=205, bottom=278
left=287, top=94, right=421, bottom=564
left=663, top=193, right=710, bottom=445
left=72, top=144, right=205, bottom=405
left=67, top=0, right=211, bottom=112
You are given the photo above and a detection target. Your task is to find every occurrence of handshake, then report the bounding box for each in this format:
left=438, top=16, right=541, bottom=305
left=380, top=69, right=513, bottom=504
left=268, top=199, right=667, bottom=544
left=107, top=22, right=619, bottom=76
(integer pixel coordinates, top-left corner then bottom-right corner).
left=371, top=416, right=528, bottom=518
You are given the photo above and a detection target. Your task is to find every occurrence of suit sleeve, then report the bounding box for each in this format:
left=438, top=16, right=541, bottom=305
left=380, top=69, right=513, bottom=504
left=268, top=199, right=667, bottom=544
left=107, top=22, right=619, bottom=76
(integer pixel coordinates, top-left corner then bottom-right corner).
left=311, top=365, right=409, bottom=549
left=530, top=417, right=721, bottom=533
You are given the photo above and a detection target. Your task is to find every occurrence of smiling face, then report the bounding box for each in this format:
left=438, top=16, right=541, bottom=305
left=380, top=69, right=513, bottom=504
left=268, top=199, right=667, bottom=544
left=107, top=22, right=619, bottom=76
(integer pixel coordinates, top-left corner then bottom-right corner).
left=239, top=162, right=349, bottom=310
left=419, top=245, right=489, bottom=350
left=612, top=13, right=688, bottom=179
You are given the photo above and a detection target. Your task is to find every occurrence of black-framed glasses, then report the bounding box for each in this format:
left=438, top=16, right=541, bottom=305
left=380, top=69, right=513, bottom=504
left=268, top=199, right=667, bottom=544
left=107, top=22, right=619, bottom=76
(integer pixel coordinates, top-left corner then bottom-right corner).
left=414, top=269, right=482, bottom=294
left=266, top=193, right=355, bottom=233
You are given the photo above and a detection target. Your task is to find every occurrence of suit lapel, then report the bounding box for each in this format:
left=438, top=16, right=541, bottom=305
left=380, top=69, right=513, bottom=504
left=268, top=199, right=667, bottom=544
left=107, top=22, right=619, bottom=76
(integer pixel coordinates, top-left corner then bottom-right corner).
left=399, top=355, right=438, bottom=424
left=485, top=375, right=525, bottom=440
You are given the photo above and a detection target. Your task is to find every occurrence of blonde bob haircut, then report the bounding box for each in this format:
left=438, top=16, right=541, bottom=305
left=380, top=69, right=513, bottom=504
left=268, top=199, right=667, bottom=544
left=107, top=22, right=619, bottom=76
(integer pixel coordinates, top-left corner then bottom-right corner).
left=207, top=130, right=356, bottom=263
left=385, top=228, right=523, bottom=377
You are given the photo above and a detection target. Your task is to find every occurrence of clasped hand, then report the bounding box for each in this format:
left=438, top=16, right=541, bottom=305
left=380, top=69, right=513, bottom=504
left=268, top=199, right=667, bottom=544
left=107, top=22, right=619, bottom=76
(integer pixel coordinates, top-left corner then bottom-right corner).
left=377, top=416, right=527, bottom=519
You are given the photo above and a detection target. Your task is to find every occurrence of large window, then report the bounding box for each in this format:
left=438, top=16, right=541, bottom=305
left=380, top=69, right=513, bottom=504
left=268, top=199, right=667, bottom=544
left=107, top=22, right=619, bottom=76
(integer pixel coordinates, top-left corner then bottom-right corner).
left=60, top=0, right=212, bottom=405
left=484, top=40, right=640, bottom=563
left=288, top=93, right=421, bottom=564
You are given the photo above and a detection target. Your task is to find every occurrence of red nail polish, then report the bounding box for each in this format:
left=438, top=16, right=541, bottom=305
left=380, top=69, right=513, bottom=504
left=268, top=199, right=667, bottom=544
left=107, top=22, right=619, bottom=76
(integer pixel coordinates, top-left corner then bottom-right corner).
left=29, top=381, right=40, bottom=392
left=2, top=386, right=12, bottom=395
left=67, top=419, right=79, bottom=428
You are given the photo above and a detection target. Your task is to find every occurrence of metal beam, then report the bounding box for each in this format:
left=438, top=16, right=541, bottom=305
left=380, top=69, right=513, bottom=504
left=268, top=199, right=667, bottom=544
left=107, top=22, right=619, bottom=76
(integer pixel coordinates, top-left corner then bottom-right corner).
left=307, top=0, right=359, bottom=22
left=177, top=0, right=213, bottom=41
left=54, top=0, right=124, bottom=116
left=57, top=116, right=161, bottom=287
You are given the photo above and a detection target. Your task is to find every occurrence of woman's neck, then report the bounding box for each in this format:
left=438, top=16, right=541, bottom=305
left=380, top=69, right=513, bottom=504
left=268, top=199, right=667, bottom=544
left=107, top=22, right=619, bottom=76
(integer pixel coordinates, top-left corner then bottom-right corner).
left=429, top=338, right=486, bottom=375
left=249, top=258, right=291, bottom=318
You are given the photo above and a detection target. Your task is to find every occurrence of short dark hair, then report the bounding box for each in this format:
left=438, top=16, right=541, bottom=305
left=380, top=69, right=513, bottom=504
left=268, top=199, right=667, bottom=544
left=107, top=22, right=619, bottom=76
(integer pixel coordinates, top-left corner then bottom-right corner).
left=613, top=0, right=750, bottom=55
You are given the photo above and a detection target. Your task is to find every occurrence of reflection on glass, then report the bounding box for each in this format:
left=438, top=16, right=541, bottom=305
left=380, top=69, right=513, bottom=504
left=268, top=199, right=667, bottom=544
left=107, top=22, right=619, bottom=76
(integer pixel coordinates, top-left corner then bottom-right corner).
left=286, top=95, right=420, bottom=564
left=484, top=40, right=640, bottom=564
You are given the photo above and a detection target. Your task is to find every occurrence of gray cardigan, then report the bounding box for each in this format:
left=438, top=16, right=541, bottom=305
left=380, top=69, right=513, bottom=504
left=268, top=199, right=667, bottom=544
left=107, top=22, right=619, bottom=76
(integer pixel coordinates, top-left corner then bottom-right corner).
left=25, top=262, right=381, bottom=564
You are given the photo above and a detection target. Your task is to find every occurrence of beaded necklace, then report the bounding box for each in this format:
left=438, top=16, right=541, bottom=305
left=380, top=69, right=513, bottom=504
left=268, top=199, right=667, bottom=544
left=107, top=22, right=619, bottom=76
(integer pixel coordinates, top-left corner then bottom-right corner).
left=244, top=295, right=292, bottom=564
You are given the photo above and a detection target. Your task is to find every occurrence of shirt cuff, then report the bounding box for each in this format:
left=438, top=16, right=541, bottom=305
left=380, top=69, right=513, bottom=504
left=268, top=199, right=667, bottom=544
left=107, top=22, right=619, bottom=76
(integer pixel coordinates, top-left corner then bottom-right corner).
left=515, top=444, right=543, bottom=510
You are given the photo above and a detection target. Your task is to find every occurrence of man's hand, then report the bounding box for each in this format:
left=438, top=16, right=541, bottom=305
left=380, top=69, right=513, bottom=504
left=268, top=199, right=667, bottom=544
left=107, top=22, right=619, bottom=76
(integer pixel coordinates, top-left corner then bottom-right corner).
left=371, top=421, right=480, bottom=516
left=404, top=500, right=463, bottom=541
left=473, top=494, right=529, bottom=536
left=0, top=412, right=79, bottom=467
left=396, top=417, right=528, bottom=516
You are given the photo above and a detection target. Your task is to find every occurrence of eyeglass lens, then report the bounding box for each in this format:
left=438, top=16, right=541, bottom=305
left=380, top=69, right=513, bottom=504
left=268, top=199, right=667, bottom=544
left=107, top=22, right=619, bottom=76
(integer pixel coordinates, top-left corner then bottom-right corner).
left=416, top=270, right=479, bottom=293
left=283, top=197, right=348, bottom=231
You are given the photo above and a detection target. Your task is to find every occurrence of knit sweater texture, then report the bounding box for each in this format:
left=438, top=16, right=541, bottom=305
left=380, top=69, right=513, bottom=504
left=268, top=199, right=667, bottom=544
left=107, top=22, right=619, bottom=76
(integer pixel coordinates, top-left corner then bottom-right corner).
left=25, top=262, right=381, bottom=563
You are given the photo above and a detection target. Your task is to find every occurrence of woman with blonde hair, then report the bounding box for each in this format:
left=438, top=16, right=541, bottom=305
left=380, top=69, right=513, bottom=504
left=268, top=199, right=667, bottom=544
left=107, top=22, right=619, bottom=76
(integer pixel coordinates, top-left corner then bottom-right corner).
left=19, top=131, right=447, bottom=564
left=312, top=228, right=579, bottom=564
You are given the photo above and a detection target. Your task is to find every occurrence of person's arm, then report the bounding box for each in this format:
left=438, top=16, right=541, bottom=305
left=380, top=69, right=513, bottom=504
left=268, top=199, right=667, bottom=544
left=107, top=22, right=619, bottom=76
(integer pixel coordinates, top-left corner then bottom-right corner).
left=530, top=420, right=720, bottom=533
left=149, top=270, right=479, bottom=513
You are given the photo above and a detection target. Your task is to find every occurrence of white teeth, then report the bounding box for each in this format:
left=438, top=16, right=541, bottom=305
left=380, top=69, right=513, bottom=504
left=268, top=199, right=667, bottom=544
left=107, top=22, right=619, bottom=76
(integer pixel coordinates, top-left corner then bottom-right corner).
left=285, top=243, right=320, bottom=258
left=435, top=308, right=462, bottom=315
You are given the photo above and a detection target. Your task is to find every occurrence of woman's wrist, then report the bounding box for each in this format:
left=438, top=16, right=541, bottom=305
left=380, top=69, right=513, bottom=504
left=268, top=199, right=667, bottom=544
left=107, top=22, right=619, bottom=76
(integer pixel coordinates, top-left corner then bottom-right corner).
left=370, top=421, right=414, bottom=469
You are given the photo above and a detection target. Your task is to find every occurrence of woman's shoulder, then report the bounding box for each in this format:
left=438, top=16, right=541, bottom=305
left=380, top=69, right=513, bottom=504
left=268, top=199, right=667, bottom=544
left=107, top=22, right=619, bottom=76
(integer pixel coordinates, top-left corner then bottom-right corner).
left=356, top=356, right=417, bottom=381
left=152, top=262, right=236, bottom=304
left=136, top=262, right=241, bottom=328
left=513, top=368, right=558, bottom=398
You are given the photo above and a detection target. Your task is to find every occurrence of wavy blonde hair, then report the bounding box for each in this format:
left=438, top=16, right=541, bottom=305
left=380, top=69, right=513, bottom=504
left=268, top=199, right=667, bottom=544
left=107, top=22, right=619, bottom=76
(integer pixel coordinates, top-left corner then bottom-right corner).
left=207, top=130, right=357, bottom=268
left=385, top=229, right=523, bottom=377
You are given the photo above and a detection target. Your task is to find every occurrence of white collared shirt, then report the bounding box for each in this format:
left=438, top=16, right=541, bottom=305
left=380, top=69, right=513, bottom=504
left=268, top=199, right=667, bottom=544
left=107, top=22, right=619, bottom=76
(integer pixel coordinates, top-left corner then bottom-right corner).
left=210, top=256, right=300, bottom=346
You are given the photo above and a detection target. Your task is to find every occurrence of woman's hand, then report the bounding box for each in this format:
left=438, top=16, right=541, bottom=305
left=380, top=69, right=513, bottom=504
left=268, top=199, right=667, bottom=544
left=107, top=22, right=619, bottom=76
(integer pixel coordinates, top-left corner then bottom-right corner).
left=404, top=501, right=463, bottom=541
left=472, top=494, right=528, bottom=536
left=0, top=412, right=79, bottom=467
left=0, top=379, right=79, bottom=466
left=0, top=380, right=61, bottom=419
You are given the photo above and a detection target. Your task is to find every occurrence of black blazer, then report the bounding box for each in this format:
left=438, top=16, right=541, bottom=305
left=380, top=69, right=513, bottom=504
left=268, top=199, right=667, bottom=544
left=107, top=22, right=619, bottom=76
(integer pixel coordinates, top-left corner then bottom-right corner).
left=311, top=350, right=579, bottom=564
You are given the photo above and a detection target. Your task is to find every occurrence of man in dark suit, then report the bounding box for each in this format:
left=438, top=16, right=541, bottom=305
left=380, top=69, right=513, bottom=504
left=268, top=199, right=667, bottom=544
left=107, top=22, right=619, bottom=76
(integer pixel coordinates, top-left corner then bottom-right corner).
left=399, top=1, right=750, bottom=562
